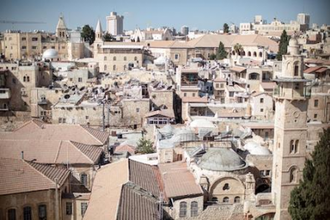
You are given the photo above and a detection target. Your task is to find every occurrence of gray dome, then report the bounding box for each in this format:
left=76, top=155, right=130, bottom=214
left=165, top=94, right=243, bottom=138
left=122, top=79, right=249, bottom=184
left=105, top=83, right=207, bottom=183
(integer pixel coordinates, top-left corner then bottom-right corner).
left=198, top=148, right=246, bottom=171
left=43, top=49, right=58, bottom=59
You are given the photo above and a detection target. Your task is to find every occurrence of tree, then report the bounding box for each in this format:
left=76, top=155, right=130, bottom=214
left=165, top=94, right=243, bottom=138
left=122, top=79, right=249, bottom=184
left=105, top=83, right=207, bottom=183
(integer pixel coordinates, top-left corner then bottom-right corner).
left=223, top=23, right=229, bottom=34
left=103, top=32, right=113, bottom=42
left=233, top=43, right=243, bottom=56
left=276, top=30, right=290, bottom=61
left=81, top=25, right=95, bottom=45
left=289, top=128, right=330, bottom=220
left=209, top=53, right=216, bottom=60
left=135, top=138, right=154, bottom=154
left=216, top=41, right=228, bottom=60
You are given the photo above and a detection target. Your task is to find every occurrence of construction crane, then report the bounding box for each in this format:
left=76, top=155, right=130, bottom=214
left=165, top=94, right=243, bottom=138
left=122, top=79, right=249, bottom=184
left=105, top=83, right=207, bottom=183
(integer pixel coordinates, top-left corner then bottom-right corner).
left=0, top=20, right=46, bottom=24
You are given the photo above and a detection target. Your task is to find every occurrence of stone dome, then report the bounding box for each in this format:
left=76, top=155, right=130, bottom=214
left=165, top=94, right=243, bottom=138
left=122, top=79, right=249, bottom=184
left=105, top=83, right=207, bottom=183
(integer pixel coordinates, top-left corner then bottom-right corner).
left=42, top=49, right=58, bottom=59
left=289, top=37, right=298, bottom=47
left=198, top=148, right=246, bottom=171
left=190, top=119, right=216, bottom=128
left=244, top=141, right=271, bottom=156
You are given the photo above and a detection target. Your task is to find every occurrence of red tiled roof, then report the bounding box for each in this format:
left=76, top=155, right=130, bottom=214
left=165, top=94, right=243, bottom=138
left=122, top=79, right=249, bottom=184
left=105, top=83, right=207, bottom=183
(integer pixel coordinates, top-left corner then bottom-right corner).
left=261, top=82, right=276, bottom=90
left=0, top=158, right=70, bottom=196
left=114, top=145, right=136, bottom=154
left=117, top=182, right=159, bottom=220
left=158, top=161, right=203, bottom=199
left=315, top=67, right=328, bottom=73
left=129, top=159, right=160, bottom=197
left=4, top=120, right=109, bottom=145
left=304, top=66, right=322, bottom=73
left=230, top=66, right=246, bottom=73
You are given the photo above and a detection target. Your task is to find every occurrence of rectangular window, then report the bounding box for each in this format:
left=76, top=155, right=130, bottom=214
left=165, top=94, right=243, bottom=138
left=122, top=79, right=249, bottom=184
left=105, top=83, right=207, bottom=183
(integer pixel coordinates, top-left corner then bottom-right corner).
left=136, top=108, right=140, bottom=113
left=66, top=202, right=73, bottom=215
left=22, top=46, right=27, bottom=49
left=220, top=83, right=224, bottom=88
left=32, top=37, right=38, bottom=41
left=78, top=77, right=82, bottom=82
left=229, top=92, right=234, bottom=97
left=24, top=207, right=32, bottom=220
left=43, top=46, right=47, bottom=49
left=216, top=83, right=219, bottom=88
left=314, top=100, right=319, bottom=107
left=184, top=93, right=187, bottom=97
left=81, top=203, right=88, bottom=217
left=314, top=114, right=317, bottom=119
left=260, top=98, right=264, bottom=103
left=260, top=108, right=264, bottom=112
left=8, top=209, right=16, bottom=220
left=22, top=37, right=26, bottom=41
left=32, top=46, right=37, bottom=50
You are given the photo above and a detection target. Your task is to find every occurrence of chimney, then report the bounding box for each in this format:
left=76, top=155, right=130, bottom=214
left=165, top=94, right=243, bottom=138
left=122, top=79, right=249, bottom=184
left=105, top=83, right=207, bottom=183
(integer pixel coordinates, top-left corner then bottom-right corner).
left=21, top=151, right=24, bottom=160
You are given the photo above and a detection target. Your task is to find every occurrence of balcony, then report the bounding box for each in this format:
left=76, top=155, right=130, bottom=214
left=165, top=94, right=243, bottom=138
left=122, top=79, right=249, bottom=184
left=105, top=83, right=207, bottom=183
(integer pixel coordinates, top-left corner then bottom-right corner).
left=0, top=88, right=11, bottom=99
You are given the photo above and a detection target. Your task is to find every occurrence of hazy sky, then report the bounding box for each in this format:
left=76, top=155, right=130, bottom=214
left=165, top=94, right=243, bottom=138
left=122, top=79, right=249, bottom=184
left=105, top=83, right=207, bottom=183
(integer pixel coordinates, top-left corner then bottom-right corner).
left=0, top=0, right=329, bottom=32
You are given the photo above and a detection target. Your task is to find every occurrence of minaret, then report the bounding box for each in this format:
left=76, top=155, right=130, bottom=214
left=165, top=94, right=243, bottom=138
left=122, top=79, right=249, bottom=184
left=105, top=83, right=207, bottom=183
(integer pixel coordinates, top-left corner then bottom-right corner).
left=56, top=14, right=67, bottom=41
left=272, top=36, right=310, bottom=220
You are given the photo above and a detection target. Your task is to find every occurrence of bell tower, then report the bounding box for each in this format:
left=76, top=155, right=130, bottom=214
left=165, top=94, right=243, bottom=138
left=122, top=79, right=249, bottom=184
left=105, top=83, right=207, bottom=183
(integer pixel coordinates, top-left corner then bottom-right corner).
left=56, top=14, right=67, bottom=41
left=272, top=36, right=311, bottom=220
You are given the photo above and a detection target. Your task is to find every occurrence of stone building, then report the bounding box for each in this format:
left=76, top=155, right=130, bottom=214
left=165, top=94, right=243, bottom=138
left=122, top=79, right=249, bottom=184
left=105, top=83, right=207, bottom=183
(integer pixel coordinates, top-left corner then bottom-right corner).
left=1, top=15, right=84, bottom=61
left=0, top=158, right=72, bottom=220
left=272, top=37, right=310, bottom=220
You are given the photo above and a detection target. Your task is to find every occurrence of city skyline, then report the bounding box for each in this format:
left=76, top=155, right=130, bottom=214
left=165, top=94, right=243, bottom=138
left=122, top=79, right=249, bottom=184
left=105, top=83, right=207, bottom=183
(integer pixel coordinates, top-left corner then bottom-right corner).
left=0, top=0, right=329, bottom=33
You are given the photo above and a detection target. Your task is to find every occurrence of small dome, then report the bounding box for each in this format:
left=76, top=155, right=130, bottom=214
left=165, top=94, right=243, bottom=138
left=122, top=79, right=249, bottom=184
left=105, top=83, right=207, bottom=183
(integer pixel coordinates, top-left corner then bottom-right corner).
left=289, top=37, right=298, bottom=47
left=244, top=141, right=271, bottom=156
left=190, top=119, right=216, bottom=128
left=43, top=49, right=58, bottom=59
left=198, top=148, right=246, bottom=171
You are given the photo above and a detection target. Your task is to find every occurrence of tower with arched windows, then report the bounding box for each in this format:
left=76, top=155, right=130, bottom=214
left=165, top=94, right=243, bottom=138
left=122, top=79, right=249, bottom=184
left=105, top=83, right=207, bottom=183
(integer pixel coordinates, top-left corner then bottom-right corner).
left=272, top=36, right=310, bottom=220
left=55, top=15, right=67, bottom=41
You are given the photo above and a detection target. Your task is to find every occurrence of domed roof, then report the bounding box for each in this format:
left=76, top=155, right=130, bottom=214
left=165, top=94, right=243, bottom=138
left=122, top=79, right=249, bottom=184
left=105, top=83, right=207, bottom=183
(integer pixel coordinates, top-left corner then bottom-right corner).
left=43, top=49, right=58, bottom=59
left=198, top=148, right=246, bottom=171
left=244, top=141, right=271, bottom=156
left=289, top=37, right=298, bottom=47
left=190, top=119, right=216, bottom=128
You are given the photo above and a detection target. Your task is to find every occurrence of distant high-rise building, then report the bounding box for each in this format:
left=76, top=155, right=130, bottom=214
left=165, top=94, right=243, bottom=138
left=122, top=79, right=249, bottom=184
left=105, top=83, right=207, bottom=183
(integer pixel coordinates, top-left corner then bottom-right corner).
left=297, top=13, right=310, bottom=29
left=106, top=12, right=124, bottom=36
left=254, top=15, right=263, bottom=24
left=181, top=25, right=189, bottom=36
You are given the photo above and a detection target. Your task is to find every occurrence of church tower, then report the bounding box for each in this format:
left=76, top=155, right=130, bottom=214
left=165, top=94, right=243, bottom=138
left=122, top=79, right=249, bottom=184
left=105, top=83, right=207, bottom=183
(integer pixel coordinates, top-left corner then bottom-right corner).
left=93, top=20, right=104, bottom=58
left=56, top=14, right=67, bottom=41
left=272, top=37, right=310, bottom=219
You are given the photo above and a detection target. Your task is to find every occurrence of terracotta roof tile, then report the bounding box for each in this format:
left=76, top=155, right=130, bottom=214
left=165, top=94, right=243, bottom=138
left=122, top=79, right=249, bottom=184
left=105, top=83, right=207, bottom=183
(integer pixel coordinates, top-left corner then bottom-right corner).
left=0, top=158, right=70, bottom=196
left=304, top=66, right=322, bottom=73
left=129, top=159, right=160, bottom=197
left=158, top=161, right=203, bottom=198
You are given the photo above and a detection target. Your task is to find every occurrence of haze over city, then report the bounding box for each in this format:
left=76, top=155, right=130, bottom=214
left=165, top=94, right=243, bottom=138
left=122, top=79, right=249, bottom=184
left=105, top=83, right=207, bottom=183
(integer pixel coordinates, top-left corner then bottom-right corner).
left=1, top=0, right=330, bottom=32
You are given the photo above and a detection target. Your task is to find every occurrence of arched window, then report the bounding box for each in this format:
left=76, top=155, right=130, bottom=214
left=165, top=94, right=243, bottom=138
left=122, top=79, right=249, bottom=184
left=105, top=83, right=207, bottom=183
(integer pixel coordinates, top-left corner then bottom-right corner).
left=295, top=140, right=299, bottom=153
left=253, top=51, right=257, bottom=57
left=104, top=65, right=107, bottom=71
left=27, top=76, right=30, bottom=82
left=191, top=201, right=198, bottom=217
left=290, top=167, right=298, bottom=183
left=242, top=51, right=246, bottom=56
left=294, top=63, right=299, bottom=76
left=179, top=201, right=187, bottom=217
left=223, top=197, right=229, bottom=203
left=223, top=183, right=230, bottom=190
left=23, top=76, right=26, bottom=82
left=248, top=51, right=251, bottom=56
left=38, top=205, right=47, bottom=220
left=113, top=65, right=116, bottom=71
left=104, top=56, right=107, bottom=61
left=232, top=51, right=235, bottom=55
left=113, top=56, right=116, bottom=61
left=123, top=65, right=126, bottom=71
left=234, top=196, right=241, bottom=203
left=8, top=209, right=16, bottom=220
left=290, top=140, right=299, bottom=154
left=81, top=173, right=88, bottom=187
left=23, top=206, right=32, bottom=220
left=259, top=51, right=263, bottom=57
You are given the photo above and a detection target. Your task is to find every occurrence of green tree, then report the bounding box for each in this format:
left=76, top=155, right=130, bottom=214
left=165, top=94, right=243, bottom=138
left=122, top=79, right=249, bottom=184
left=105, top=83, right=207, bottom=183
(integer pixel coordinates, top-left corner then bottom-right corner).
left=81, top=25, right=95, bottom=45
left=223, top=23, right=229, bottom=33
left=136, top=138, right=154, bottom=154
left=233, top=43, right=243, bottom=55
left=216, top=41, right=228, bottom=60
left=103, top=32, right=113, bottom=42
left=276, top=30, right=290, bottom=61
left=289, top=128, right=330, bottom=220
left=209, top=53, right=216, bottom=60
